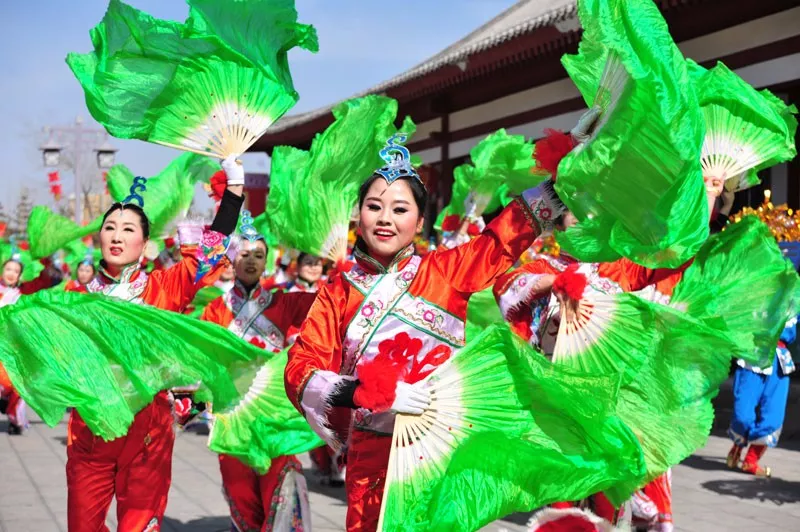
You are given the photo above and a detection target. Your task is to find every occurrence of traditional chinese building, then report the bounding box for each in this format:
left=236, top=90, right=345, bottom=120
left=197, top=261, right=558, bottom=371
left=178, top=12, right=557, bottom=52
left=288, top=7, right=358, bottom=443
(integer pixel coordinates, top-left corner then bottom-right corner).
left=252, top=0, right=800, bottom=219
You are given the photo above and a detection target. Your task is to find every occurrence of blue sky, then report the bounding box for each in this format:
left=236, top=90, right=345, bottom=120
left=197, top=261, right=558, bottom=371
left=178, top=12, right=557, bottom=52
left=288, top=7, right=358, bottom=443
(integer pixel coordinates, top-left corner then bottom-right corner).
left=0, top=0, right=517, bottom=212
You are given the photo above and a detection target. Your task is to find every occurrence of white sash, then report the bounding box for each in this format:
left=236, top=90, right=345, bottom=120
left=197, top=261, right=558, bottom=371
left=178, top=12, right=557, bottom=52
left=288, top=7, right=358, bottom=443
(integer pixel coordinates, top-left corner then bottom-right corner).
left=224, top=286, right=284, bottom=352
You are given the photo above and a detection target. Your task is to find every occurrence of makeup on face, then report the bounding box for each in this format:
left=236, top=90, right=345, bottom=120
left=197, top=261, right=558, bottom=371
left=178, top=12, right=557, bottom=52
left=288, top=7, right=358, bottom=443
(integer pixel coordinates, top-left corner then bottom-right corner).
left=358, top=179, right=423, bottom=266
left=99, top=209, right=148, bottom=272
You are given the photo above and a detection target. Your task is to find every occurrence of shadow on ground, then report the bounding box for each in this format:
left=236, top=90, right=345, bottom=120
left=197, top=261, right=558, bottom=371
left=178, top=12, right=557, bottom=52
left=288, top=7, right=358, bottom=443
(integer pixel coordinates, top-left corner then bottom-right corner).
left=679, top=453, right=734, bottom=473
left=702, top=477, right=800, bottom=505
left=304, top=473, right=348, bottom=505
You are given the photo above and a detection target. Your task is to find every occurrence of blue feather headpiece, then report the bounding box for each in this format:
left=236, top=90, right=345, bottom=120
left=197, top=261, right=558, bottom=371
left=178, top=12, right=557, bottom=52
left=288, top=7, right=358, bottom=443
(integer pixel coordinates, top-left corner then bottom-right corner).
left=123, top=177, right=147, bottom=207
left=374, top=133, right=421, bottom=184
left=238, top=210, right=263, bottom=247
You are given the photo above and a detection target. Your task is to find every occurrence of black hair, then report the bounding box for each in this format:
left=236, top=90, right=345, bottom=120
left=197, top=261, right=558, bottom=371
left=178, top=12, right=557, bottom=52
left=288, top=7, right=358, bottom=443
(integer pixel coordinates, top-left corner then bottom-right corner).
left=102, top=203, right=151, bottom=239
left=297, top=252, right=322, bottom=266
left=76, top=261, right=97, bottom=274
left=358, top=174, right=427, bottom=216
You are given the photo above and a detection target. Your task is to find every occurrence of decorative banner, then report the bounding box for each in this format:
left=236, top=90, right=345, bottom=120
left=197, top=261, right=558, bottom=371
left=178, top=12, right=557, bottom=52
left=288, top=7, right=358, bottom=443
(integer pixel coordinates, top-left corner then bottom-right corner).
left=48, top=171, right=62, bottom=201
left=102, top=171, right=109, bottom=195
left=0, top=222, right=6, bottom=238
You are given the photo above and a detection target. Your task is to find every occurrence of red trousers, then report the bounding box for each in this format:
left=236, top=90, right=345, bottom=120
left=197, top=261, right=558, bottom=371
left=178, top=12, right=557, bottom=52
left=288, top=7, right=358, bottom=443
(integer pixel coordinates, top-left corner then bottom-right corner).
left=345, top=431, right=392, bottom=532
left=218, top=454, right=300, bottom=532
left=66, top=392, right=175, bottom=532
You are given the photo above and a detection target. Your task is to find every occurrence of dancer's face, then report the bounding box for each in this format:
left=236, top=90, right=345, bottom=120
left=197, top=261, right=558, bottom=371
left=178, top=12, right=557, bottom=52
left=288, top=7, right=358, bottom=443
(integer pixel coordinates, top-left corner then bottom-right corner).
left=298, top=256, right=323, bottom=284
left=76, top=263, right=95, bottom=284
left=557, top=211, right=578, bottom=231
left=100, top=209, right=148, bottom=272
left=220, top=262, right=235, bottom=282
left=1, top=261, right=21, bottom=287
left=235, top=240, right=267, bottom=287
left=359, top=179, right=424, bottom=266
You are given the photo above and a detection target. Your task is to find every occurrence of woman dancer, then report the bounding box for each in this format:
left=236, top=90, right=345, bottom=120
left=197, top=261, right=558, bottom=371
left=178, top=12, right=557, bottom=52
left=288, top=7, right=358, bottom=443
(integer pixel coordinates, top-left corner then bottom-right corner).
left=201, top=214, right=317, bottom=531
left=285, top=134, right=560, bottom=530
left=66, top=156, right=243, bottom=532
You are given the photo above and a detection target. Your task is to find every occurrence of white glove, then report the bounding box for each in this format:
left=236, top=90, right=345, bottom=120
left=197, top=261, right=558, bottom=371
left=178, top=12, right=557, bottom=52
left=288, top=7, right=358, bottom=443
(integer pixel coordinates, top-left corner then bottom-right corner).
left=221, top=154, right=245, bottom=186
left=463, top=192, right=491, bottom=220
left=571, top=106, right=602, bottom=143
left=390, top=381, right=431, bottom=415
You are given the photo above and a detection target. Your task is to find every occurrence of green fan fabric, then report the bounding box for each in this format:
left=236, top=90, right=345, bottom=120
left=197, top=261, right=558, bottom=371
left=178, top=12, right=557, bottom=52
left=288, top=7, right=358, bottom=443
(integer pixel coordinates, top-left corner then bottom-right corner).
left=671, top=215, right=800, bottom=367
left=464, top=287, right=504, bottom=342
left=186, top=285, right=225, bottom=319
left=208, top=349, right=323, bottom=474
left=688, top=60, right=798, bottom=192
left=267, top=95, right=415, bottom=261
left=556, top=0, right=708, bottom=269
left=107, top=153, right=219, bottom=238
left=67, top=0, right=317, bottom=157
left=26, top=207, right=102, bottom=260
left=435, top=129, right=533, bottom=231
left=0, top=290, right=267, bottom=440
left=380, top=325, right=646, bottom=531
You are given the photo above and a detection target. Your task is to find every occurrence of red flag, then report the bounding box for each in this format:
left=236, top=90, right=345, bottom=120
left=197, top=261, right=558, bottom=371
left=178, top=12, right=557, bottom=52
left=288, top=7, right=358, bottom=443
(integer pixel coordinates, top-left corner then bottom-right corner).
left=0, top=222, right=6, bottom=238
left=48, top=171, right=62, bottom=200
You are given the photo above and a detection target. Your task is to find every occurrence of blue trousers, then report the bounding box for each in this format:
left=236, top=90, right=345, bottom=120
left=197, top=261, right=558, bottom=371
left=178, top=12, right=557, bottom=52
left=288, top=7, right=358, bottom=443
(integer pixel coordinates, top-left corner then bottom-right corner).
left=728, top=357, right=790, bottom=447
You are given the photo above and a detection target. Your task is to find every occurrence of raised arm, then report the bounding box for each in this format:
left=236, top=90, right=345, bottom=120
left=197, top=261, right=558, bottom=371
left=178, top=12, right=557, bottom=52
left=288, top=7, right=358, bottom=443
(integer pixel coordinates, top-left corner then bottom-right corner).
left=429, top=186, right=559, bottom=294
left=493, top=260, right=558, bottom=321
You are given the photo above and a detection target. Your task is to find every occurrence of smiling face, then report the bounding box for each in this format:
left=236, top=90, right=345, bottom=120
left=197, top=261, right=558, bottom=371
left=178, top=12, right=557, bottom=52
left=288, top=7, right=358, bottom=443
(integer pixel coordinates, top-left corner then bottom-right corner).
left=99, top=208, right=148, bottom=273
left=1, top=261, right=22, bottom=287
left=235, top=239, right=267, bottom=287
left=297, top=255, right=323, bottom=284
left=76, top=263, right=95, bottom=285
left=358, top=178, right=424, bottom=265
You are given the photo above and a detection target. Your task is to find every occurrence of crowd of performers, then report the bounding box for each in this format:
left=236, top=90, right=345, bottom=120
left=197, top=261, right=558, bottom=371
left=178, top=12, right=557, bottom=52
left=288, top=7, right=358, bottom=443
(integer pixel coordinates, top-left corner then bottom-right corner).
left=1, top=142, right=797, bottom=532
left=1, top=1, right=800, bottom=531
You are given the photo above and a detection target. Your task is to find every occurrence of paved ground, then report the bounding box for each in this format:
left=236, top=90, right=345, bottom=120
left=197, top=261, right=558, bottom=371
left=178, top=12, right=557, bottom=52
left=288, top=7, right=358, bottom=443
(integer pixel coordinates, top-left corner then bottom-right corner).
left=0, top=413, right=799, bottom=531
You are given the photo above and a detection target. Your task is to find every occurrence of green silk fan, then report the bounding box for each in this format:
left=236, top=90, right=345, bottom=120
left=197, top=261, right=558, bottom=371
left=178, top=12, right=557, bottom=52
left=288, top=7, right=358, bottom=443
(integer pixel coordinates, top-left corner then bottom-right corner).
left=208, top=349, right=323, bottom=474
left=434, top=129, right=533, bottom=231
left=107, top=153, right=219, bottom=238
left=377, top=325, right=647, bottom=531
left=26, top=206, right=102, bottom=260
left=267, top=95, right=415, bottom=262
left=556, top=0, right=708, bottom=269
left=0, top=290, right=268, bottom=441
left=552, top=290, right=657, bottom=385
left=689, top=61, right=798, bottom=192
left=67, top=0, right=317, bottom=157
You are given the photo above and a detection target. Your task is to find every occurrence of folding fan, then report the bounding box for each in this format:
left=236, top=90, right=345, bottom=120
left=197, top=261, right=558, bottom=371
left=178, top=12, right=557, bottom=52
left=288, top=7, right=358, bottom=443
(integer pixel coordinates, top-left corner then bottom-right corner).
left=0, top=289, right=267, bottom=440
left=377, top=326, right=646, bottom=532
left=551, top=289, right=657, bottom=385
left=267, top=95, right=415, bottom=263
left=556, top=0, right=708, bottom=269
left=67, top=0, right=317, bottom=158
left=690, top=61, right=798, bottom=192
left=208, top=349, right=323, bottom=474
left=106, top=153, right=219, bottom=237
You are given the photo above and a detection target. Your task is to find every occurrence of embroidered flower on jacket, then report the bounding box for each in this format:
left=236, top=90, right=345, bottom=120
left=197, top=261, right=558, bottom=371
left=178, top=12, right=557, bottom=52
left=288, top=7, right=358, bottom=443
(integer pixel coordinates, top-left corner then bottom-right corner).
left=369, top=332, right=453, bottom=384
left=249, top=337, right=267, bottom=350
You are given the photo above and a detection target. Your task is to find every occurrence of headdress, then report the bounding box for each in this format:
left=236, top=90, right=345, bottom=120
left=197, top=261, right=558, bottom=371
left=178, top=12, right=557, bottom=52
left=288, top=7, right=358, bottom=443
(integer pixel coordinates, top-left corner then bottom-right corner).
left=238, top=210, right=263, bottom=249
left=8, top=236, right=22, bottom=263
left=80, top=247, right=95, bottom=267
left=374, top=133, right=421, bottom=184
left=122, top=176, right=147, bottom=207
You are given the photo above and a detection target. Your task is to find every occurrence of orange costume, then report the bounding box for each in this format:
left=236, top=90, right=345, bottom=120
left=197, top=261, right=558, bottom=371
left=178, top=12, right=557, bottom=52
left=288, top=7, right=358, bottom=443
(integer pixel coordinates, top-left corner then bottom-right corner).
left=65, top=279, right=89, bottom=293
left=201, top=281, right=316, bottom=532
left=66, top=217, right=239, bottom=532
left=285, top=188, right=554, bottom=531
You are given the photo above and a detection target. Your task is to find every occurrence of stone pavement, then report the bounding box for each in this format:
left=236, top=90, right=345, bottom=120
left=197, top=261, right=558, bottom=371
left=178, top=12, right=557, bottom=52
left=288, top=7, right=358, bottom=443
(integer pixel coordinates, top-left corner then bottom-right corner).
left=1, top=414, right=799, bottom=531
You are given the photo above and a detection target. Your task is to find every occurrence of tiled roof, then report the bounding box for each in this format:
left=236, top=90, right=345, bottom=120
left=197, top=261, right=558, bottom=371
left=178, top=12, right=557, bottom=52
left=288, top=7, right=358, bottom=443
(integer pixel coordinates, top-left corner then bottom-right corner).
left=268, top=0, right=578, bottom=133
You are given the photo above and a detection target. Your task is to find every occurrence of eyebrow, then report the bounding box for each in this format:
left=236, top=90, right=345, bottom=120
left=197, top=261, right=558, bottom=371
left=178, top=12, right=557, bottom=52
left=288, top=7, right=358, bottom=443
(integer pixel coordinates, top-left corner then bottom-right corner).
left=365, top=196, right=384, bottom=202
left=393, top=199, right=410, bottom=205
